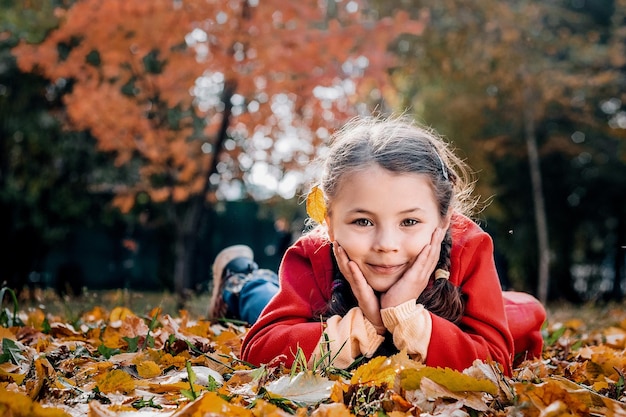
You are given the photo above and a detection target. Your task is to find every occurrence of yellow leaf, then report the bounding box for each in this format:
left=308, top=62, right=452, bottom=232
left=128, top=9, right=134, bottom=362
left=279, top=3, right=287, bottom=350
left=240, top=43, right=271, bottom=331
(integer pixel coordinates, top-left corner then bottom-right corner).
left=399, top=367, right=498, bottom=395
left=159, top=352, right=189, bottom=369
left=109, top=306, right=135, bottom=322
left=136, top=360, right=161, bottom=379
left=26, top=358, right=55, bottom=399
left=95, top=369, right=136, bottom=394
left=330, top=381, right=347, bottom=403
left=26, top=309, right=46, bottom=329
left=147, top=381, right=203, bottom=394
left=0, top=327, right=16, bottom=341
left=0, top=365, right=26, bottom=385
left=351, top=351, right=422, bottom=386
left=171, top=391, right=252, bottom=417
left=306, top=186, right=327, bottom=225
left=351, top=356, right=391, bottom=385
left=0, top=387, right=70, bottom=417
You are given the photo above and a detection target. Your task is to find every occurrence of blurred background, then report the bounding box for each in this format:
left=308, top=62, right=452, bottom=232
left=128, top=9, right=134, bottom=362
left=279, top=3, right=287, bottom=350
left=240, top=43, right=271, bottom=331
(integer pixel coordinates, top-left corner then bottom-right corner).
left=0, top=0, right=624, bottom=307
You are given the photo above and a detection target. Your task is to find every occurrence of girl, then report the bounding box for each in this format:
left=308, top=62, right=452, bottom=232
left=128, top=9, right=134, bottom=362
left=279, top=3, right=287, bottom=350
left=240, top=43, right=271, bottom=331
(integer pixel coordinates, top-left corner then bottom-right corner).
left=237, top=116, right=546, bottom=374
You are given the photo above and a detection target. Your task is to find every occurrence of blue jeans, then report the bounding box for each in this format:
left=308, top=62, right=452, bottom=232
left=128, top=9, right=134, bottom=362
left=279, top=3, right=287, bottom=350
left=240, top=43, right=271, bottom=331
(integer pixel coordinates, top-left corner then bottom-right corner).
left=222, top=269, right=279, bottom=324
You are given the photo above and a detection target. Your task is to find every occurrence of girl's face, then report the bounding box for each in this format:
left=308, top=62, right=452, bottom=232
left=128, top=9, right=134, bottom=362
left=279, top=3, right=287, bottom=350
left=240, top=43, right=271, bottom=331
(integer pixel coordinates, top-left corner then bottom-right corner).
left=326, top=164, right=450, bottom=293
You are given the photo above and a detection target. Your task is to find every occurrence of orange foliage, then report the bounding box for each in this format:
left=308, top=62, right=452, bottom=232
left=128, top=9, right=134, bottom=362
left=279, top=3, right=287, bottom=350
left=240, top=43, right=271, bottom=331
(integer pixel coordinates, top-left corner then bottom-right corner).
left=12, top=0, right=426, bottom=212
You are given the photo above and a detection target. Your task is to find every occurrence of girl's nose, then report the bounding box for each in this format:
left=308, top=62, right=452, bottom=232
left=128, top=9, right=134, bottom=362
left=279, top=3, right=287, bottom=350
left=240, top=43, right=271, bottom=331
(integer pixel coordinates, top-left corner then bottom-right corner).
left=373, top=227, right=399, bottom=252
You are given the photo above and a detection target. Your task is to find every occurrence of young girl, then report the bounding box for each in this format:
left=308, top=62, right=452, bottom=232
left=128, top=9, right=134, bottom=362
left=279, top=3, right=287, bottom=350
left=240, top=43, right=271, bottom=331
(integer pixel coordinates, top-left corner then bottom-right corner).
left=236, top=116, right=545, bottom=374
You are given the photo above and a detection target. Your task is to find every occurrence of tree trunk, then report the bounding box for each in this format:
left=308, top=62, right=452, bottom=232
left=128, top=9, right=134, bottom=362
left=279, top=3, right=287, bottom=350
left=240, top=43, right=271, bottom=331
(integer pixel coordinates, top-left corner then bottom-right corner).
left=173, top=81, right=236, bottom=308
left=523, top=84, right=551, bottom=304
left=611, top=203, right=625, bottom=301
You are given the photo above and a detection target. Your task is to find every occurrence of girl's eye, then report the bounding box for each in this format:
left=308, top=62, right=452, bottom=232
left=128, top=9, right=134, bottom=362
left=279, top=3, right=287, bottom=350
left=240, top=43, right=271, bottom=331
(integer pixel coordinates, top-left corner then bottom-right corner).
left=353, top=218, right=373, bottom=227
left=401, top=219, right=419, bottom=227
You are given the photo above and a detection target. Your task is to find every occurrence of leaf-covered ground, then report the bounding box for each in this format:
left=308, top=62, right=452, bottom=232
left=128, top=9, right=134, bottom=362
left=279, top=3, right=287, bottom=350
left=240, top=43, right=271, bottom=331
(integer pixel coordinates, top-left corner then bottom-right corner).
left=1, top=288, right=625, bottom=417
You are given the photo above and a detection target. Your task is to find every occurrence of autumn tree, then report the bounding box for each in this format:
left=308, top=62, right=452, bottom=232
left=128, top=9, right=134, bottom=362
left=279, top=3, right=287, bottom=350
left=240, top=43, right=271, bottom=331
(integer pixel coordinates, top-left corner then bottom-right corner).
left=12, top=0, right=425, bottom=304
left=381, top=0, right=624, bottom=303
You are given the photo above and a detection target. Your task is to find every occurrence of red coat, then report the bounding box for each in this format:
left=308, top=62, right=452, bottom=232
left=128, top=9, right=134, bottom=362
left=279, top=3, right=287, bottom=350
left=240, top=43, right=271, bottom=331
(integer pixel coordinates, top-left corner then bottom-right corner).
left=241, top=214, right=545, bottom=373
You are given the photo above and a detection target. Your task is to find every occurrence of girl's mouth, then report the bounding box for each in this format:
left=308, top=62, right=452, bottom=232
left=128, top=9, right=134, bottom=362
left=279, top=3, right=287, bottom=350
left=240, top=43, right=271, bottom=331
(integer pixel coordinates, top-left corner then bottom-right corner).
left=367, top=263, right=406, bottom=275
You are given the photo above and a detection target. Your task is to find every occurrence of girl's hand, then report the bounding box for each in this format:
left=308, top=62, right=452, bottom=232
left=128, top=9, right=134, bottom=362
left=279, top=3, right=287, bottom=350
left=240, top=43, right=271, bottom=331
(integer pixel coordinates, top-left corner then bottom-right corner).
left=333, top=242, right=386, bottom=335
left=380, top=227, right=446, bottom=309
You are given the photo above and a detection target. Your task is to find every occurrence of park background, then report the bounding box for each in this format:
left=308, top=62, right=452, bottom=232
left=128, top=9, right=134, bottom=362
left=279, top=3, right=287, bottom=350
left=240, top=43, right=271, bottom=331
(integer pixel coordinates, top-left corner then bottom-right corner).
left=1, top=0, right=625, bottom=310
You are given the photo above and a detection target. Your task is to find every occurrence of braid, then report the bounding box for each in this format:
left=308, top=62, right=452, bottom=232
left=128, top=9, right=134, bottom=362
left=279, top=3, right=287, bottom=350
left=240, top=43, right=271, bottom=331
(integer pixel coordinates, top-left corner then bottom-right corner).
left=416, top=230, right=465, bottom=324
left=323, top=250, right=358, bottom=318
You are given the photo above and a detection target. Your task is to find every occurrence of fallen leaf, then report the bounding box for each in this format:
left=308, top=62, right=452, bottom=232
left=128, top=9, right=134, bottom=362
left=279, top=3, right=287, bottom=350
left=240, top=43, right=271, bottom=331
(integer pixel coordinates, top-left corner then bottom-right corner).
left=399, top=366, right=498, bottom=395
left=266, top=371, right=336, bottom=405
left=95, top=369, right=136, bottom=394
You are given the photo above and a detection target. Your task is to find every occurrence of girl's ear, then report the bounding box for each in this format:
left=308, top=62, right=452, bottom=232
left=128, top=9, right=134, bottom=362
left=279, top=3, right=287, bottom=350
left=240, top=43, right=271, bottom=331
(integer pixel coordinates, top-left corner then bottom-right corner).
left=325, top=214, right=335, bottom=241
left=440, top=209, right=452, bottom=231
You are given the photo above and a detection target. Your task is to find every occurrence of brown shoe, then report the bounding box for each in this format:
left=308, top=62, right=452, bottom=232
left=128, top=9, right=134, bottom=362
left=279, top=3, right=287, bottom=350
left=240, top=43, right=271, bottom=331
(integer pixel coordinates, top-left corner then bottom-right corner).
left=207, top=245, right=254, bottom=319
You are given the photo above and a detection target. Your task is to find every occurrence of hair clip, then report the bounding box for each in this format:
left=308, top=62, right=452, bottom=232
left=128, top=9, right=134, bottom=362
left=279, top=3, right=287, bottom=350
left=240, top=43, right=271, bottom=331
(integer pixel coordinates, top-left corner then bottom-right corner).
left=435, top=153, right=449, bottom=181
left=435, top=269, right=450, bottom=280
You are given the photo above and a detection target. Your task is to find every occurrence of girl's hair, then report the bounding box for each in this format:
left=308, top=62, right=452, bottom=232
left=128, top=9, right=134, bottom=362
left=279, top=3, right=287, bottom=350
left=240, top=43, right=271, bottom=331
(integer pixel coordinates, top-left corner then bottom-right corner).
left=318, top=115, right=474, bottom=325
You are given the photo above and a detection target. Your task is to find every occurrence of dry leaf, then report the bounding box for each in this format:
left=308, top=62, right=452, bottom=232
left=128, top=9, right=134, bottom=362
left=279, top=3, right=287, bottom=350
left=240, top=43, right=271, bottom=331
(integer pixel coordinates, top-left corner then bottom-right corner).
left=266, top=371, right=335, bottom=405
left=136, top=361, right=161, bottom=379
left=95, top=369, right=136, bottom=394
left=399, top=366, right=498, bottom=395
left=306, top=186, right=327, bottom=225
left=171, top=391, right=252, bottom=417
left=418, top=376, right=489, bottom=411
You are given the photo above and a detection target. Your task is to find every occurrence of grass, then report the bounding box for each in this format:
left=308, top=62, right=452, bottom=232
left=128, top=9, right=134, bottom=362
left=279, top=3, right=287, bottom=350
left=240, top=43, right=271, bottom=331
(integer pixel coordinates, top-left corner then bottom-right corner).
left=8, top=287, right=626, bottom=332
left=545, top=299, right=626, bottom=330
left=12, top=288, right=212, bottom=319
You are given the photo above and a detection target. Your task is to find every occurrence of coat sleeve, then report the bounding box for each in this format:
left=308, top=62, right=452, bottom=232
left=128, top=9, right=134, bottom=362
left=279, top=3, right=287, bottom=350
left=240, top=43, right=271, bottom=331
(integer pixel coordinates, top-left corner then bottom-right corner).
left=239, top=233, right=332, bottom=367
left=424, top=223, right=515, bottom=374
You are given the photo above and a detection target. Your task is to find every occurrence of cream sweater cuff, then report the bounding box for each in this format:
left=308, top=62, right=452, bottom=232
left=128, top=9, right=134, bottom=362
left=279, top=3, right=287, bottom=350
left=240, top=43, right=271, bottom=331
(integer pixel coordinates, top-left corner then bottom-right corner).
left=308, top=307, right=385, bottom=369
left=381, top=300, right=432, bottom=360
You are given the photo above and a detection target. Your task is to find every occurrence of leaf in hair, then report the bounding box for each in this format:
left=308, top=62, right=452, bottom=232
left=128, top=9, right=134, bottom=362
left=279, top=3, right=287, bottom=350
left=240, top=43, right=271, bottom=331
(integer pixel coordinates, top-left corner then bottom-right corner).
left=306, top=186, right=327, bottom=224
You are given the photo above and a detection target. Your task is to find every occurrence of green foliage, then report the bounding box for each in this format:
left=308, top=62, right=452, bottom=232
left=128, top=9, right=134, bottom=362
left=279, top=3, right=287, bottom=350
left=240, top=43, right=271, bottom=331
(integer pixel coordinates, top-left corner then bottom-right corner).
left=0, top=7, right=134, bottom=292
left=131, top=397, right=162, bottom=410
left=180, top=361, right=199, bottom=401
left=0, top=287, right=21, bottom=327
left=97, top=344, right=120, bottom=360
left=0, top=338, right=25, bottom=364
left=0, top=0, right=62, bottom=44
